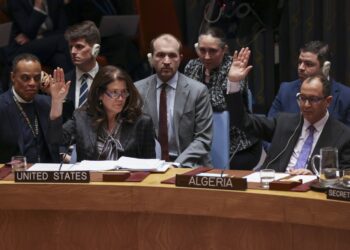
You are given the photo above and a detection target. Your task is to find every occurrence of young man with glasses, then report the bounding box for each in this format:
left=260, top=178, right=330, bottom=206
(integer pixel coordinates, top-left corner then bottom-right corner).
left=268, top=41, right=350, bottom=126
left=227, top=48, right=350, bottom=174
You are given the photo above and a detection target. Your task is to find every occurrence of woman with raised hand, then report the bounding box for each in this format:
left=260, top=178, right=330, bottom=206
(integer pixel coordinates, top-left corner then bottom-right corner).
left=184, top=27, right=262, bottom=170
left=49, top=65, right=155, bottom=161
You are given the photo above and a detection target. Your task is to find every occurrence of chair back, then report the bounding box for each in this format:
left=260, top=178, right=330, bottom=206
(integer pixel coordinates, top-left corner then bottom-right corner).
left=210, top=111, right=230, bottom=169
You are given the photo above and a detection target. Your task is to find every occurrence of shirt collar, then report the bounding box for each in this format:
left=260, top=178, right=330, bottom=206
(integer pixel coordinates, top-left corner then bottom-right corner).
left=76, top=63, right=99, bottom=80
left=12, top=87, right=33, bottom=103
left=303, top=111, right=329, bottom=133
left=156, top=72, right=178, bottom=90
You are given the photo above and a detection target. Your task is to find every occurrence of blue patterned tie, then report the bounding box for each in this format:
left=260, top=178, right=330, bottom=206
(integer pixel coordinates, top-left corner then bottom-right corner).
left=79, top=73, right=89, bottom=107
left=294, top=125, right=315, bottom=169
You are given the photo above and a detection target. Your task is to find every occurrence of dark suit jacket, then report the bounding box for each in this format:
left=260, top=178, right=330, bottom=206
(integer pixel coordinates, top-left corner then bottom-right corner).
left=268, top=79, right=350, bottom=126
left=48, top=109, right=156, bottom=161
left=0, top=90, right=59, bottom=163
left=228, top=92, right=350, bottom=172
left=62, top=69, right=78, bottom=122
left=8, top=0, right=67, bottom=41
left=135, top=73, right=213, bottom=167
left=64, top=0, right=135, bottom=26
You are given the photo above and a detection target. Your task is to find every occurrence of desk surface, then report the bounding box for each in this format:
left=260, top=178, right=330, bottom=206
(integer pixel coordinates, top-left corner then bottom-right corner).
left=0, top=167, right=349, bottom=250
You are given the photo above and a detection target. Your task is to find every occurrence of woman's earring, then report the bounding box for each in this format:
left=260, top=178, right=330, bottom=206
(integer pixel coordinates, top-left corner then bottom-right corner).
left=99, top=100, right=103, bottom=106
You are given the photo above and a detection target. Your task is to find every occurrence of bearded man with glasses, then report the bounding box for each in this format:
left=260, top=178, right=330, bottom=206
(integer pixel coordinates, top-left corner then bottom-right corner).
left=226, top=47, right=350, bottom=174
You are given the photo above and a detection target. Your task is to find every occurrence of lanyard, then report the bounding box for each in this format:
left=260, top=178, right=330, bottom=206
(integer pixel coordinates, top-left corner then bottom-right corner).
left=13, top=95, right=41, bottom=162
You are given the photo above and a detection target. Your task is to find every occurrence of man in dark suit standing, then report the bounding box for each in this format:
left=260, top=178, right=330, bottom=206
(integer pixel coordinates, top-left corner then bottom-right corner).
left=62, top=20, right=100, bottom=122
left=227, top=48, right=350, bottom=174
left=0, top=53, right=59, bottom=163
left=135, top=34, right=213, bottom=167
left=268, top=41, right=350, bottom=126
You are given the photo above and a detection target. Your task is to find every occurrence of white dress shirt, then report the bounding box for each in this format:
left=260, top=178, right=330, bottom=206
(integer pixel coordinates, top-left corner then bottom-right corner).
left=287, top=111, right=329, bottom=170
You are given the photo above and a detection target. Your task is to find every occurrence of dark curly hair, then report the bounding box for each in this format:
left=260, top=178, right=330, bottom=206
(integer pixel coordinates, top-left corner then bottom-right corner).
left=87, top=65, right=142, bottom=128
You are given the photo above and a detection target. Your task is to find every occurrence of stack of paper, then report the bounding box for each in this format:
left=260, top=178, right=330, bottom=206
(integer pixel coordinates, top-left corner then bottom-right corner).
left=29, top=157, right=171, bottom=172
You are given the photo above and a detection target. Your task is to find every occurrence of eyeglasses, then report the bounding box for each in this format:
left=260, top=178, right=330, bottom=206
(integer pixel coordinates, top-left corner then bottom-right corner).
left=104, top=90, right=129, bottom=99
left=296, top=93, right=326, bottom=104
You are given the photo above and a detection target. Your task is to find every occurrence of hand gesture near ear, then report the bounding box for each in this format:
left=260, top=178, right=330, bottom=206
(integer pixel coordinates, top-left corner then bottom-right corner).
left=228, top=47, right=253, bottom=82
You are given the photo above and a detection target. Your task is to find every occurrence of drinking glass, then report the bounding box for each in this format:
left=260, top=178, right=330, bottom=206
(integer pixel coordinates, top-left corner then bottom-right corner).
left=260, top=169, right=275, bottom=189
left=342, top=169, right=350, bottom=188
left=11, top=156, right=27, bottom=172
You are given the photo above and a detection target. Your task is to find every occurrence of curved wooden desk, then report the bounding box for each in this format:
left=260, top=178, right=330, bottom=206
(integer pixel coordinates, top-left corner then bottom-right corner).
left=0, top=168, right=349, bottom=250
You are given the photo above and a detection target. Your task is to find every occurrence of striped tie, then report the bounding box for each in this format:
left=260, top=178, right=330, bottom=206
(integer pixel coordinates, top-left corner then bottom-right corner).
left=79, top=73, right=89, bottom=107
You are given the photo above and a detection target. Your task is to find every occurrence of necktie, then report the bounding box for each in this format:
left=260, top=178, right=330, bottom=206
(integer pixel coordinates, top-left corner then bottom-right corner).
left=294, top=125, right=315, bottom=169
left=79, top=73, right=89, bottom=107
left=159, top=83, right=169, bottom=161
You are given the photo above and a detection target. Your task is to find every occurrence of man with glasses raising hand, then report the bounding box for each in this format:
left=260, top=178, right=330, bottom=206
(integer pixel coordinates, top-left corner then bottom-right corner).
left=227, top=48, right=350, bottom=174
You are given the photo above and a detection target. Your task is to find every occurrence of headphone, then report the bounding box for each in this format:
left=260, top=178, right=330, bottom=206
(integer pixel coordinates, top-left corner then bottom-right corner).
left=91, top=44, right=101, bottom=58
left=322, top=61, right=331, bottom=79
left=147, top=53, right=153, bottom=67
left=194, top=42, right=199, bottom=52
left=263, top=115, right=303, bottom=169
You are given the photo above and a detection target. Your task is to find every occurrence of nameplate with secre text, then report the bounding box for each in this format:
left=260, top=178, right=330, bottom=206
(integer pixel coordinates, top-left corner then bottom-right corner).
left=175, top=174, right=247, bottom=191
left=14, top=171, right=90, bottom=183
left=327, top=186, right=350, bottom=202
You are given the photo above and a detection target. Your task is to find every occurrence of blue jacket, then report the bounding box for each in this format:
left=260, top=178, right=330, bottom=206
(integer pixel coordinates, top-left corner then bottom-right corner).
left=268, top=79, right=350, bottom=126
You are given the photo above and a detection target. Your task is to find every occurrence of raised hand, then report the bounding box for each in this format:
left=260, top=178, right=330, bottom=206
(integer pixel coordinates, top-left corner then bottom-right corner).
left=228, top=47, right=253, bottom=82
left=49, top=67, right=71, bottom=120
left=50, top=67, right=71, bottom=103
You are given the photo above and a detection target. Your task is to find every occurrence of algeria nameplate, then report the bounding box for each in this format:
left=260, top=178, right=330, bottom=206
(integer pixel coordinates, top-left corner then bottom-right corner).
left=14, top=171, right=90, bottom=183
left=175, top=174, right=247, bottom=191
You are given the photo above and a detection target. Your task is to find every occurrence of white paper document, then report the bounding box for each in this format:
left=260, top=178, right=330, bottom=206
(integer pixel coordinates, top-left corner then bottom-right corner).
left=243, top=172, right=290, bottom=183
left=197, top=173, right=228, bottom=177
left=30, top=157, right=170, bottom=172
left=29, top=163, right=74, bottom=171
left=113, top=157, right=166, bottom=171
left=75, top=160, right=120, bottom=171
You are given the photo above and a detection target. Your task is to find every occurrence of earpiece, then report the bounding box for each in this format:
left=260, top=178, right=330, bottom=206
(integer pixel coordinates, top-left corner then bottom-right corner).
left=91, top=44, right=101, bottom=58
left=296, top=92, right=301, bottom=108
left=147, top=53, right=153, bottom=67
left=194, top=43, right=200, bottom=55
left=322, top=61, right=331, bottom=79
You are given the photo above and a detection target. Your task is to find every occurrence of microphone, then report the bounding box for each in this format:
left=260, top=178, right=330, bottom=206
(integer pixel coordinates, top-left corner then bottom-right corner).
left=221, top=140, right=242, bottom=177
left=59, top=135, right=75, bottom=171
left=263, top=114, right=302, bottom=169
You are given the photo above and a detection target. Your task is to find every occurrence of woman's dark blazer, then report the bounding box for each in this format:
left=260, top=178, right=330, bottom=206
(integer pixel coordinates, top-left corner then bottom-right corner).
left=48, top=109, right=156, bottom=161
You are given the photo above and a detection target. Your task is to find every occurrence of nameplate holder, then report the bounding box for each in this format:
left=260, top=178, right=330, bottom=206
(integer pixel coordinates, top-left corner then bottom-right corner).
left=14, top=171, right=90, bottom=183
left=102, top=171, right=130, bottom=182
left=175, top=174, right=247, bottom=191
left=327, top=186, right=350, bottom=202
left=269, top=180, right=302, bottom=191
